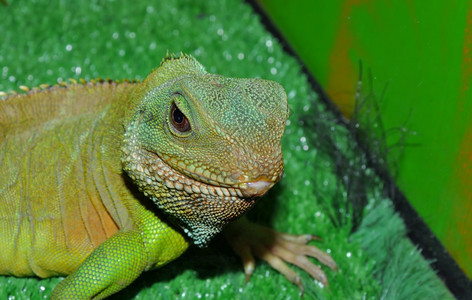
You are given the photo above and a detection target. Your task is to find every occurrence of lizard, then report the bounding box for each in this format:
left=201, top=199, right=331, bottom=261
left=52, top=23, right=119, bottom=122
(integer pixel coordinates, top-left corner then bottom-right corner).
left=0, top=53, right=336, bottom=299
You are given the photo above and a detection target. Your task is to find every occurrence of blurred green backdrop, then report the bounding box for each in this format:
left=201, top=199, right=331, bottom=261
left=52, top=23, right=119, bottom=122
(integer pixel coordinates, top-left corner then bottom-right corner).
left=258, top=0, right=472, bottom=278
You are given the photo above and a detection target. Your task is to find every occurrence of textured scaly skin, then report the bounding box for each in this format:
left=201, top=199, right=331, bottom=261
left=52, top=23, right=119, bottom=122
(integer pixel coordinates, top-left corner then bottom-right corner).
left=0, top=54, right=288, bottom=299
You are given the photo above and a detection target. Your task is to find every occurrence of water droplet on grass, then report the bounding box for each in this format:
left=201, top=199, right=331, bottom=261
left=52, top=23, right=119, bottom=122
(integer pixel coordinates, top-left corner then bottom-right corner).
left=146, top=6, right=154, bottom=13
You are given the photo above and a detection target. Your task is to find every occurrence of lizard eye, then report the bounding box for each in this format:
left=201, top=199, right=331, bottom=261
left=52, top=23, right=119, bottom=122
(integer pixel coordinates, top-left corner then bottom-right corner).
left=170, top=102, right=191, bottom=133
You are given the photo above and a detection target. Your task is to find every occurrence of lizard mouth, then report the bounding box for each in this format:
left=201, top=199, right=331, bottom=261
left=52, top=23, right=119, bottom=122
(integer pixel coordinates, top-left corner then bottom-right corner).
left=147, top=149, right=280, bottom=199
left=181, top=168, right=280, bottom=198
left=153, top=150, right=283, bottom=199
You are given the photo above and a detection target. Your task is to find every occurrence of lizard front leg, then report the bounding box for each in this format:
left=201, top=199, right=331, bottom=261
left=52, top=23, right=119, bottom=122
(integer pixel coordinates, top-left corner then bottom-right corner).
left=224, top=216, right=337, bottom=295
left=51, top=230, right=148, bottom=300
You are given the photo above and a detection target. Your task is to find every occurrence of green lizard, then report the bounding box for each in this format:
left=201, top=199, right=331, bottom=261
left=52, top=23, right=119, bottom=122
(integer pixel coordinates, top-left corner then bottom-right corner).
left=0, top=54, right=336, bottom=299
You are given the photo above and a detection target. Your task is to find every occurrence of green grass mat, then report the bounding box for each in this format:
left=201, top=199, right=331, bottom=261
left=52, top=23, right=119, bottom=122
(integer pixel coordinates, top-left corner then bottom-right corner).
left=0, top=0, right=454, bottom=299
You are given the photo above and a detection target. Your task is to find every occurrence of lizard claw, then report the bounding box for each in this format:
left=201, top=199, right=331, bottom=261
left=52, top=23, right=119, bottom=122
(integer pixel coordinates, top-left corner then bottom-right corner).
left=224, top=217, right=337, bottom=294
left=227, top=235, right=256, bottom=282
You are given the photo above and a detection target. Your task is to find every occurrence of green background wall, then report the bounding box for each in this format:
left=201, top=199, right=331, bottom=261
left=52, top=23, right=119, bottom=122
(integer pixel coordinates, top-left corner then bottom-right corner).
left=257, top=0, right=472, bottom=278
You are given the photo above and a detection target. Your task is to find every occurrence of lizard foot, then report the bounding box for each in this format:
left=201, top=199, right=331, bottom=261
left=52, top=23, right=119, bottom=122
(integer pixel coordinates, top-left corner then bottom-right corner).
left=224, top=217, right=337, bottom=295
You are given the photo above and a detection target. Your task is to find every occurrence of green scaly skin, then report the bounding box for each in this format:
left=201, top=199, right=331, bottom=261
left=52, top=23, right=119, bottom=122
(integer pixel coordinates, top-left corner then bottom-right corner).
left=0, top=54, right=289, bottom=299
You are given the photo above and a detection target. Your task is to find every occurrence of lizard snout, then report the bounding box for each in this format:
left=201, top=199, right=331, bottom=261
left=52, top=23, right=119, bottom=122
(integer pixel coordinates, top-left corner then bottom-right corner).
left=238, top=180, right=274, bottom=198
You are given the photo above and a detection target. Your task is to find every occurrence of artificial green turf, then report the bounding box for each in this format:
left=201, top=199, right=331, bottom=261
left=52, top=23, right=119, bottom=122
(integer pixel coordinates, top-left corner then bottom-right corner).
left=0, top=0, right=454, bottom=299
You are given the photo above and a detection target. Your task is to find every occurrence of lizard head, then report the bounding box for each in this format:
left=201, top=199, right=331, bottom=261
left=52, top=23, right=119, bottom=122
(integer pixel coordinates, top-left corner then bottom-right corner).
left=122, top=54, right=289, bottom=246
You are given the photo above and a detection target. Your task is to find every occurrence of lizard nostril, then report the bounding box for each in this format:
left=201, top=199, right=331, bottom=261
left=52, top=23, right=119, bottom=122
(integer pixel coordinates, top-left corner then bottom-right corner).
left=231, top=171, right=249, bottom=182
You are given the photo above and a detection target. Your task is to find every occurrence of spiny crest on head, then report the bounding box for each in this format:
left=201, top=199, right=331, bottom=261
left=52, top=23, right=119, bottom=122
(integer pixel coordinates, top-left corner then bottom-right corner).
left=160, top=51, right=203, bottom=68
left=160, top=50, right=182, bottom=65
left=158, top=52, right=206, bottom=74
left=137, top=52, right=207, bottom=98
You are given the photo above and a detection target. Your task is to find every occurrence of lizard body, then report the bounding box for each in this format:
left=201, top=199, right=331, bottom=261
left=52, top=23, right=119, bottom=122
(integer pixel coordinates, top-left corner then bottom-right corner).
left=0, top=54, right=335, bottom=299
